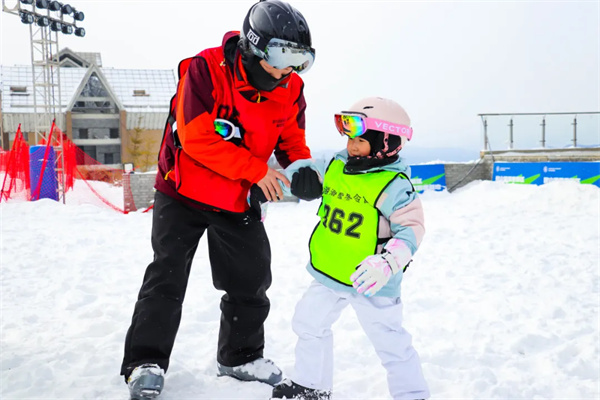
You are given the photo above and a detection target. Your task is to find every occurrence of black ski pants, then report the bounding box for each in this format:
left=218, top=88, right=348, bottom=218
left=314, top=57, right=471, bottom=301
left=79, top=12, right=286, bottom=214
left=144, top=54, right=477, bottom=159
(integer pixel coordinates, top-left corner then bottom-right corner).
left=121, top=191, right=271, bottom=379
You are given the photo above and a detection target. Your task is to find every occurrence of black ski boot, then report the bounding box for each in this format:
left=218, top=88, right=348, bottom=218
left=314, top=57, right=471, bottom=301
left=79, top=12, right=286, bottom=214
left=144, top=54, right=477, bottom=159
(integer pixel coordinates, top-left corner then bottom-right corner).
left=217, top=357, right=283, bottom=386
left=127, top=363, right=164, bottom=400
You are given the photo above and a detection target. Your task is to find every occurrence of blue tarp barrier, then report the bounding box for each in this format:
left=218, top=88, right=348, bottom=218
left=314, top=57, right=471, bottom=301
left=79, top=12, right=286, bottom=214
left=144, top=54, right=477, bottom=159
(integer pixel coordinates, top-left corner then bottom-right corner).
left=30, top=145, right=58, bottom=201
left=493, top=162, right=600, bottom=187
left=410, top=164, right=446, bottom=192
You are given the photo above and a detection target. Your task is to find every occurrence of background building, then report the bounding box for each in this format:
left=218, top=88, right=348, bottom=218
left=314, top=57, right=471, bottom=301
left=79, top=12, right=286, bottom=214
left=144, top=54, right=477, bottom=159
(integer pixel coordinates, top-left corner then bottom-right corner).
left=1, top=48, right=176, bottom=170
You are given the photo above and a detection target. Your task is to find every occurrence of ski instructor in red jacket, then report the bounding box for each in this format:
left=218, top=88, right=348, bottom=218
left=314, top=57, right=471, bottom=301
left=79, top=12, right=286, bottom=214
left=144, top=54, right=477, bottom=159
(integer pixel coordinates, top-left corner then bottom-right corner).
left=121, top=1, right=321, bottom=398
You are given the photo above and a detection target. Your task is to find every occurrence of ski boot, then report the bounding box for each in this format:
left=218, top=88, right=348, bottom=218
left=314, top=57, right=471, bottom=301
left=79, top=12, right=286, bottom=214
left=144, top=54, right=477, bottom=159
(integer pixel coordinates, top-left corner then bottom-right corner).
left=217, top=357, right=282, bottom=386
left=271, top=378, right=331, bottom=400
left=127, top=363, right=164, bottom=400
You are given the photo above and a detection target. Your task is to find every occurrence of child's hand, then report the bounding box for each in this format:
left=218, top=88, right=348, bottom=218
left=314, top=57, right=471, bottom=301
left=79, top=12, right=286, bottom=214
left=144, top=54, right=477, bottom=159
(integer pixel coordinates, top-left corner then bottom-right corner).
left=350, top=253, right=400, bottom=297
left=291, top=167, right=322, bottom=201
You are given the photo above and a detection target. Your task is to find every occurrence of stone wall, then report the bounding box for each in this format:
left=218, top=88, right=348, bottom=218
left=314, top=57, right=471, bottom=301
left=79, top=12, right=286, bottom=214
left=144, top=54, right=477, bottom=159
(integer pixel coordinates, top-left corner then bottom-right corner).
left=128, top=173, right=157, bottom=211
left=444, top=160, right=494, bottom=192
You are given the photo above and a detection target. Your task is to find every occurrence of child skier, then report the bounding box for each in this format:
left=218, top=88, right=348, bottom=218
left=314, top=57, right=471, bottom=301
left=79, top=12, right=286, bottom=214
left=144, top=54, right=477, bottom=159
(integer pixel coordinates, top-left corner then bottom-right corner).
left=270, top=97, right=430, bottom=400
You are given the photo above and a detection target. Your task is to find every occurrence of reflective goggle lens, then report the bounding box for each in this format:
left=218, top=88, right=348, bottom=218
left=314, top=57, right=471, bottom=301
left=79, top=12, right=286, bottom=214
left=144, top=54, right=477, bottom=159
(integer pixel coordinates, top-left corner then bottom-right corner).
left=214, top=119, right=236, bottom=140
left=263, top=38, right=315, bottom=74
left=334, top=113, right=367, bottom=139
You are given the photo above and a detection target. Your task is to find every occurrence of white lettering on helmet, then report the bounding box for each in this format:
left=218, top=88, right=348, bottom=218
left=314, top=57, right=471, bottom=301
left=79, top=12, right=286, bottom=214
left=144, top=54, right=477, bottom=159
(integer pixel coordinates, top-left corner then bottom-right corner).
left=246, top=29, right=260, bottom=46
left=374, top=121, right=410, bottom=135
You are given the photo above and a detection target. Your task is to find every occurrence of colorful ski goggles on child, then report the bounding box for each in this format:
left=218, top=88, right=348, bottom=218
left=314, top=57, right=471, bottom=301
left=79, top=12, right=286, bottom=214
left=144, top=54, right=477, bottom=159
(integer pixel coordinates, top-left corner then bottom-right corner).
left=214, top=119, right=241, bottom=141
left=334, top=112, right=413, bottom=140
left=250, top=38, right=315, bottom=74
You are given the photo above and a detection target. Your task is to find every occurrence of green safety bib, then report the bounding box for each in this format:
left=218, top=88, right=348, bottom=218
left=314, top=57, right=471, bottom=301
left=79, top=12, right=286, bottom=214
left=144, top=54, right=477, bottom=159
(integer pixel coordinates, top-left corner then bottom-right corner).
left=309, top=159, right=404, bottom=286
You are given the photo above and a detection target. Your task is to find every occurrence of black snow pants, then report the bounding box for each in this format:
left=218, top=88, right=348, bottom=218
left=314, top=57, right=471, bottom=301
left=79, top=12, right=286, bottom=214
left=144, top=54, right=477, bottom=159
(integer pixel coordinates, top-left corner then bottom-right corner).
left=120, top=190, right=271, bottom=379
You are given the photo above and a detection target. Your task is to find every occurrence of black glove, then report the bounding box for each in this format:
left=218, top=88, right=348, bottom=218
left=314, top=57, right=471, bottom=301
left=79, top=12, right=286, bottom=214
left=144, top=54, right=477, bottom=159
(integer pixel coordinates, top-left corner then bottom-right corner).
left=249, top=184, right=268, bottom=220
left=291, top=167, right=322, bottom=201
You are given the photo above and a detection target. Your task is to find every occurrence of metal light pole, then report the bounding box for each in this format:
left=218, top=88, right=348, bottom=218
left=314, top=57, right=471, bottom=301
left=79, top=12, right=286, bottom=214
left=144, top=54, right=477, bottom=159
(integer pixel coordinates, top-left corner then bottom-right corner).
left=540, top=117, right=546, bottom=148
left=572, top=116, right=577, bottom=148
left=508, top=118, right=514, bottom=150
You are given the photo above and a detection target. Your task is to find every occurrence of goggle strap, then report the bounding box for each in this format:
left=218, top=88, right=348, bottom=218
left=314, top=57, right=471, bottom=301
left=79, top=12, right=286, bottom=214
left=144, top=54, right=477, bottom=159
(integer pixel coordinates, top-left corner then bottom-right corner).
left=364, top=117, right=412, bottom=140
left=243, top=17, right=269, bottom=54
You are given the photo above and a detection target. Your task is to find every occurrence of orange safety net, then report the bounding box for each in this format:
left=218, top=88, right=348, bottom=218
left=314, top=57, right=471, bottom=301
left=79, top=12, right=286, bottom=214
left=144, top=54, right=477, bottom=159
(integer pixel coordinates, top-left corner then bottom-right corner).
left=1, top=125, right=30, bottom=202
left=57, top=124, right=128, bottom=213
left=1, top=122, right=138, bottom=213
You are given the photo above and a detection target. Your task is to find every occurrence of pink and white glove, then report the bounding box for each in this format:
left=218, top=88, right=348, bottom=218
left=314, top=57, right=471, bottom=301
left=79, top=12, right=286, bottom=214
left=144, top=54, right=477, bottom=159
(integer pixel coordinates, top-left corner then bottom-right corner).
left=350, top=253, right=400, bottom=297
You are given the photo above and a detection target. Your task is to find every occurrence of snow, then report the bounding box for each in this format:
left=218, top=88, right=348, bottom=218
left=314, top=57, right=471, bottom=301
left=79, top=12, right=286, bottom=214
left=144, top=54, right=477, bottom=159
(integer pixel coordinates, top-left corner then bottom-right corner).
left=64, top=179, right=126, bottom=210
left=1, top=180, right=599, bottom=399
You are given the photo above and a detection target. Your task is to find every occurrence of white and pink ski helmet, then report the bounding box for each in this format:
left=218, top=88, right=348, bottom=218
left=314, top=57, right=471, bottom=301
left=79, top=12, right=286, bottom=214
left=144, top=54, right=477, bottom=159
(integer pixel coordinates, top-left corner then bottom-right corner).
left=346, top=97, right=412, bottom=159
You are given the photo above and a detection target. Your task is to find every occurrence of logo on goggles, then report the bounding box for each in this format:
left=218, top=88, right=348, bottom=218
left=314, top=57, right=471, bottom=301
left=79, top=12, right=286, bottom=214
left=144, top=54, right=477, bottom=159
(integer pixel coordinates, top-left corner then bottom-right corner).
left=373, top=121, right=412, bottom=137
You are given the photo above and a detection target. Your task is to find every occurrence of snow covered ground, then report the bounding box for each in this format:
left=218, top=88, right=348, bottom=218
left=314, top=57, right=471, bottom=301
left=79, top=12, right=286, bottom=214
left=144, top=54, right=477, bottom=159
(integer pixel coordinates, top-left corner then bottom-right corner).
left=1, top=180, right=598, bottom=399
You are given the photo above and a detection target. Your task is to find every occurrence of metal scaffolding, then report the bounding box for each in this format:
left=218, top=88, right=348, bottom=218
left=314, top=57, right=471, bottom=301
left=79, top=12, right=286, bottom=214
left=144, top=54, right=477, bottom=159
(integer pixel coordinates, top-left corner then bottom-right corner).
left=2, top=0, right=85, bottom=202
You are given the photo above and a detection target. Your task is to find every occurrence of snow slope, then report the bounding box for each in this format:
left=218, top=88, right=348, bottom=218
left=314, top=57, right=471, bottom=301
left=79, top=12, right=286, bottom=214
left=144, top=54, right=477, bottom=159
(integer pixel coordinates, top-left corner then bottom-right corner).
left=1, top=180, right=598, bottom=399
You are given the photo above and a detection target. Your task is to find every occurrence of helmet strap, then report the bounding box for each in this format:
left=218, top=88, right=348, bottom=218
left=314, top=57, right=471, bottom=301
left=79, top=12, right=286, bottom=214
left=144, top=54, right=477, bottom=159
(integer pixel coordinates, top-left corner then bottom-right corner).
left=374, top=133, right=403, bottom=158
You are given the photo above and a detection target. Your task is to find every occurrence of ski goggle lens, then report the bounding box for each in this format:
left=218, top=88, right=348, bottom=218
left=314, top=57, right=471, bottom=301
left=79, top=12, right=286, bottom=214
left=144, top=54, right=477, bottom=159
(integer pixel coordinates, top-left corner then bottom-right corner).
left=214, top=119, right=240, bottom=141
left=253, top=38, right=316, bottom=74
left=334, top=112, right=413, bottom=141
left=334, top=114, right=367, bottom=139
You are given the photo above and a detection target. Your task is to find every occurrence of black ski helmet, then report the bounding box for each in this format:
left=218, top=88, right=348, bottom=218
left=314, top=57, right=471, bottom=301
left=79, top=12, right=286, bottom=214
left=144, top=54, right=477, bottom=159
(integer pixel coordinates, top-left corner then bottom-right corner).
left=242, top=0, right=312, bottom=57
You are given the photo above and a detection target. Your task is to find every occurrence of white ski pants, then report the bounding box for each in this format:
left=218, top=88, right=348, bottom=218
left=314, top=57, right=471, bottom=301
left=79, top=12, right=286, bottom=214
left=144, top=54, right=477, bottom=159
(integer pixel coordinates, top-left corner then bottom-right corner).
left=291, top=280, right=430, bottom=400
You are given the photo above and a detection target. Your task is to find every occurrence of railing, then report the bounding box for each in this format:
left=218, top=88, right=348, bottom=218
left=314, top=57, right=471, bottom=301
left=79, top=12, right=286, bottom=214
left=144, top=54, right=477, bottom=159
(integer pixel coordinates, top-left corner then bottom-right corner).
left=478, top=112, right=600, bottom=151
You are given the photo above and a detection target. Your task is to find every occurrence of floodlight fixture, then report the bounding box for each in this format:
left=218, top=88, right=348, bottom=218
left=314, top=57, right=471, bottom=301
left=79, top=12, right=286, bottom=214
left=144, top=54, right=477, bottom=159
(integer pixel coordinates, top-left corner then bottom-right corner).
left=48, top=1, right=62, bottom=11
left=36, top=15, right=50, bottom=26
left=61, top=4, right=73, bottom=15
left=49, top=20, right=62, bottom=31
left=11, top=0, right=87, bottom=38
left=19, top=11, right=35, bottom=24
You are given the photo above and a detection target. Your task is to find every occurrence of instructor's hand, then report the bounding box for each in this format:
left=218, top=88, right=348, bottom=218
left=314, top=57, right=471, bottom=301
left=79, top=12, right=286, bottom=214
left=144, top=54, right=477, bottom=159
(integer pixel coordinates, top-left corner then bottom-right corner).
left=257, top=167, right=290, bottom=202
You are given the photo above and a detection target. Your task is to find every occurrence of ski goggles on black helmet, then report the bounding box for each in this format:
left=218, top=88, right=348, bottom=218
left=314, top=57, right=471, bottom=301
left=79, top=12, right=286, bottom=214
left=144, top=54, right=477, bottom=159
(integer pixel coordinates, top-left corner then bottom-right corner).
left=249, top=38, right=315, bottom=74
left=334, top=112, right=413, bottom=140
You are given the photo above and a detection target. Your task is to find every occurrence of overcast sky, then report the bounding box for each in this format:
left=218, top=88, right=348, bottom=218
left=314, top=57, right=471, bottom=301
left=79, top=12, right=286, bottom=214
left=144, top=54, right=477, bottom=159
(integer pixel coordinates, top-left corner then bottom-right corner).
left=1, top=0, right=599, bottom=156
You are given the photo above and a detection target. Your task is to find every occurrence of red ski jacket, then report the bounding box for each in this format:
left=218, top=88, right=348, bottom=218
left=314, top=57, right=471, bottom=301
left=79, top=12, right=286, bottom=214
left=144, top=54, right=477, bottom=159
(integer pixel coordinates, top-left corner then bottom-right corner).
left=155, top=31, right=311, bottom=212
